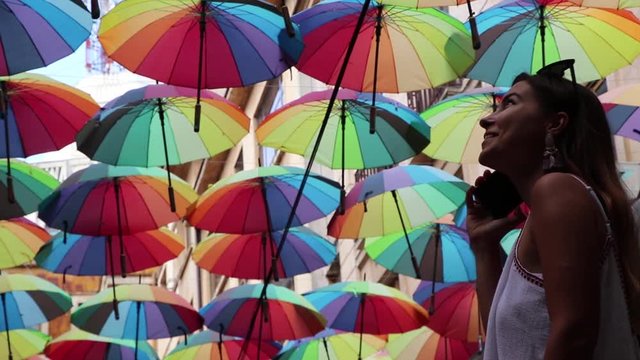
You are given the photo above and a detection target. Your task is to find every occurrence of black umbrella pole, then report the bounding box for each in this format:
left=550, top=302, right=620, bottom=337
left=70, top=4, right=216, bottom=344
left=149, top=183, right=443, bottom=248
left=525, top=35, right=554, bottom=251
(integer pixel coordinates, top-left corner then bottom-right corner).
left=107, top=236, right=120, bottom=319
left=538, top=5, right=546, bottom=67
left=1, top=83, right=14, bottom=204
left=429, top=224, right=441, bottom=315
left=357, top=294, right=366, bottom=360
left=339, top=102, right=346, bottom=215
left=466, top=0, right=481, bottom=50
left=91, top=0, right=100, bottom=19
left=113, top=178, right=127, bottom=278
left=322, top=337, right=331, bottom=360
left=369, top=6, right=383, bottom=134
left=391, top=190, right=421, bottom=278
left=134, top=301, right=141, bottom=360
left=194, top=0, right=207, bottom=133
left=280, top=3, right=296, bottom=38
left=1, top=294, right=12, bottom=360
left=157, top=98, right=177, bottom=212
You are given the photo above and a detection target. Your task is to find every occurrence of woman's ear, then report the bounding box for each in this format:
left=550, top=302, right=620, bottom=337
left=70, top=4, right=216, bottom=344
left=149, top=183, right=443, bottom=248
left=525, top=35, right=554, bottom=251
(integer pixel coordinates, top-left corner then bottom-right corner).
left=546, top=111, right=569, bottom=135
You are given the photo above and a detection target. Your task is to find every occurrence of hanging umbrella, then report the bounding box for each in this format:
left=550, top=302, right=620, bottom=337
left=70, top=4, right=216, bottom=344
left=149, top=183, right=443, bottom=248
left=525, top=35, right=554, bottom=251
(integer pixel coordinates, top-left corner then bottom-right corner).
left=76, top=84, right=249, bottom=210
left=500, top=229, right=521, bottom=255
left=364, top=223, right=476, bottom=282
left=188, top=166, right=340, bottom=234
left=385, top=326, right=478, bottom=360
left=98, top=0, right=303, bottom=131
left=414, top=282, right=484, bottom=347
left=38, top=164, right=196, bottom=275
left=465, top=0, right=640, bottom=86
left=599, top=84, right=640, bottom=143
left=0, top=329, right=49, bottom=360
left=35, top=228, right=184, bottom=293
left=305, top=281, right=429, bottom=360
left=567, top=0, right=640, bottom=8
left=257, top=89, right=430, bottom=210
left=0, top=217, right=50, bottom=270
left=45, top=329, right=158, bottom=360
left=277, top=329, right=386, bottom=360
left=328, top=165, right=469, bottom=238
left=165, top=330, right=280, bottom=360
left=420, top=87, right=508, bottom=164
left=72, top=284, right=203, bottom=359
left=0, top=160, right=59, bottom=220
left=292, top=0, right=474, bottom=131
left=200, top=284, right=326, bottom=342
left=0, top=274, right=72, bottom=360
left=0, top=0, right=92, bottom=76
left=193, top=227, right=336, bottom=280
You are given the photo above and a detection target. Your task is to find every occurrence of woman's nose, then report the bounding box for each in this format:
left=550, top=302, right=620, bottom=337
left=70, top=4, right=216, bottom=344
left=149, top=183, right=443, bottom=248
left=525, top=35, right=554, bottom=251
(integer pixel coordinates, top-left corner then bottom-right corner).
left=479, top=115, right=494, bottom=130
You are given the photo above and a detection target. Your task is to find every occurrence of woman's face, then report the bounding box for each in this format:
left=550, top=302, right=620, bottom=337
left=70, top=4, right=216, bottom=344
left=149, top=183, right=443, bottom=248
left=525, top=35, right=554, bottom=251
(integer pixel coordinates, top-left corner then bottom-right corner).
left=478, top=80, right=549, bottom=174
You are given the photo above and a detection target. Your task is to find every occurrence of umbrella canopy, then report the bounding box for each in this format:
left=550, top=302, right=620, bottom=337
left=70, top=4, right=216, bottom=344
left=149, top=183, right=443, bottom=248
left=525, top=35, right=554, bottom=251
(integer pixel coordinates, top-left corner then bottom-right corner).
left=188, top=166, right=340, bottom=234
left=193, top=227, right=336, bottom=280
left=200, top=284, right=326, bottom=341
left=500, top=229, right=520, bottom=255
left=365, top=223, right=476, bottom=281
left=76, top=84, right=249, bottom=167
left=465, top=0, right=640, bottom=86
left=0, top=274, right=72, bottom=331
left=599, top=84, right=640, bottom=143
left=38, top=164, right=197, bottom=236
left=414, top=282, right=484, bottom=343
left=567, top=0, right=640, bottom=8
left=421, top=87, right=508, bottom=164
left=0, top=73, right=99, bottom=158
left=0, top=0, right=92, bottom=76
left=35, top=228, right=184, bottom=277
left=257, top=89, right=430, bottom=170
left=0, top=329, right=49, bottom=360
left=0, top=217, right=50, bottom=270
left=385, top=326, right=478, bottom=360
left=328, top=165, right=469, bottom=239
left=71, top=284, right=203, bottom=341
left=380, top=0, right=471, bottom=5
left=45, top=329, right=158, bottom=360
left=277, top=329, right=386, bottom=360
left=305, top=281, right=430, bottom=335
left=0, top=160, right=59, bottom=220
left=165, top=330, right=281, bottom=360
left=292, top=0, right=475, bottom=93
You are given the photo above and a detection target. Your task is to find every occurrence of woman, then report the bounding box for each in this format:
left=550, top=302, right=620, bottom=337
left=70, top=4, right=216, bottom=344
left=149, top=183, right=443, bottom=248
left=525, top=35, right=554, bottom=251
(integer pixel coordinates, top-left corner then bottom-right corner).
left=468, top=63, right=640, bottom=359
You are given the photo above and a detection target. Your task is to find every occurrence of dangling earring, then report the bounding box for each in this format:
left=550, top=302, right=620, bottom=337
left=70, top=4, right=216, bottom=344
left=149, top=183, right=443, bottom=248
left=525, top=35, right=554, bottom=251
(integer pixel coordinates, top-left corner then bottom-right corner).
left=543, top=132, right=563, bottom=172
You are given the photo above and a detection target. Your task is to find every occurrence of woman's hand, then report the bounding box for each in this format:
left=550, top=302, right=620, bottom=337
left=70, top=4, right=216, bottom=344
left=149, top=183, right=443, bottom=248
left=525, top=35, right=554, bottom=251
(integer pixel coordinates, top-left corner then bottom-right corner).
left=466, top=170, right=525, bottom=253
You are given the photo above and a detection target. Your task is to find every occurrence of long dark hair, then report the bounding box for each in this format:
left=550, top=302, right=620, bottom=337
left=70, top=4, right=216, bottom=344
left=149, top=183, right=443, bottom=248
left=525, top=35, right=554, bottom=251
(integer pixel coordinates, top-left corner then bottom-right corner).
left=514, top=73, right=640, bottom=333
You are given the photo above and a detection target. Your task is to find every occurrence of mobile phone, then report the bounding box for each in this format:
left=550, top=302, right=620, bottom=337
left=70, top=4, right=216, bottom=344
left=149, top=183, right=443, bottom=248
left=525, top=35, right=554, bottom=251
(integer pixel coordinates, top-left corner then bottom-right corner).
left=473, top=171, right=522, bottom=219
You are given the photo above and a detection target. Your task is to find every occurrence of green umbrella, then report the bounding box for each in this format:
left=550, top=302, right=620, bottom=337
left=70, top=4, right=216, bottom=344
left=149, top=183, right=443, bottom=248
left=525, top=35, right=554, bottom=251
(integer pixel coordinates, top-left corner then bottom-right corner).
left=0, top=329, right=50, bottom=360
left=0, top=160, right=59, bottom=220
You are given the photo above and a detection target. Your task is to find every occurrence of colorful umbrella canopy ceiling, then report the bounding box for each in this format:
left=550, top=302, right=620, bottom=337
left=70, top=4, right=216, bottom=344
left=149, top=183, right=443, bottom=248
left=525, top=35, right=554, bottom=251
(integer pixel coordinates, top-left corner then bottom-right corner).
left=0, top=73, right=99, bottom=159
left=365, top=223, right=476, bottom=281
left=292, top=0, right=475, bottom=93
left=0, top=274, right=72, bottom=331
left=500, top=229, right=520, bottom=255
left=35, top=228, right=185, bottom=277
left=567, top=0, right=640, bottom=8
left=328, top=165, right=469, bottom=239
left=414, top=282, right=484, bottom=343
left=71, top=284, right=203, bottom=340
left=465, top=0, right=640, bottom=86
left=188, top=166, right=340, bottom=234
left=0, top=329, right=50, bottom=360
left=200, top=284, right=327, bottom=341
left=0, top=0, right=92, bottom=76
left=277, top=329, right=387, bottom=360
left=38, top=164, right=197, bottom=236
left=76, top=84, right=249, bottom=167
left=45, top=329, right=158, bottom=360
left=257, top=89, right=430, bottom=170
left=421, top=87, right=508, bottom=164
left=98, top=0, right=303, bottom=89
left=379, top=0, right=472, bottom=5
left=600, top=83, right=640, bottom=143
left=165, top=330, right=281, bottom=360
left=0, top=160, right=59, bottom=220
left=385, top=326, right=479, bottom=360
left=304, top=281, right=430, bottom=335
left=0, top=217, right=50, bottom=270
left=193, top=227, right=337, bottom=280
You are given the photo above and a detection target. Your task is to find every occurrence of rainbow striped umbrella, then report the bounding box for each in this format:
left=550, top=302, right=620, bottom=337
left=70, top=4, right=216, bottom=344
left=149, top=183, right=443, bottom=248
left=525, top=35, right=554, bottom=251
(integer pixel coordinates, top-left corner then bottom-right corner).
left=0, top=160, right=59, bottom=220
left=465, top=0, right=640, bottom=86
left=0, top=329, right=49, bottom=360
left=277, top=329, right=387, bottom=360
left=568, top=0, right=640, bottom=8
left=45, top=329, right=158, bottom=360
left=165, top=330, right=280, bottom=360
left=188, top=166, right=340, bottom=234
left=193, top=227, right=336, bottom=280
left=200, top=284, right=326, bottom=341
left=385, top=327, right=479, bottom=360
left=0, top=218, right=50, bottom=270
left=421, top=87, right=508, bottom=164
left=0, top=0, right=92, bottom=76
left=76, top=84, right=249, bottom=166
left=600, top=84, right=640, bottom=143
left=380, top=0, right=471, bottom=5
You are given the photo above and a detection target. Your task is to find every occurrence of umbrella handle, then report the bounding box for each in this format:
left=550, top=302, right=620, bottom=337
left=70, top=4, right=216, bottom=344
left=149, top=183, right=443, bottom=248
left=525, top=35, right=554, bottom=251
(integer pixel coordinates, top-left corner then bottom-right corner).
left=90, top=0, right=100, bottom=19
left=6, top=175, right=14, bottom=204
left=168, top=186, right=176, bottom=213
left=468, top=16, right=481, bottom=50
left=194, top=103, right=201, bottom=133
left=280, top=4, right=296, bottom=38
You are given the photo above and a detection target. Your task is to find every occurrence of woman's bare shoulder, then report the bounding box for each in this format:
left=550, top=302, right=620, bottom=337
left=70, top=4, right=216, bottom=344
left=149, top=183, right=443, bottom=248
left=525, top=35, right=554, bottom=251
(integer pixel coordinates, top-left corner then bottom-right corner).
left=530, top=173, right=599, bottom=217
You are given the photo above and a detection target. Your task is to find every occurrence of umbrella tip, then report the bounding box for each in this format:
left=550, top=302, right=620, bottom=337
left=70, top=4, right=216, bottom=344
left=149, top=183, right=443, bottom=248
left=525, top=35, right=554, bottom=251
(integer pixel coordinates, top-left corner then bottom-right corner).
left=91, top=0, right=100, bottom=19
